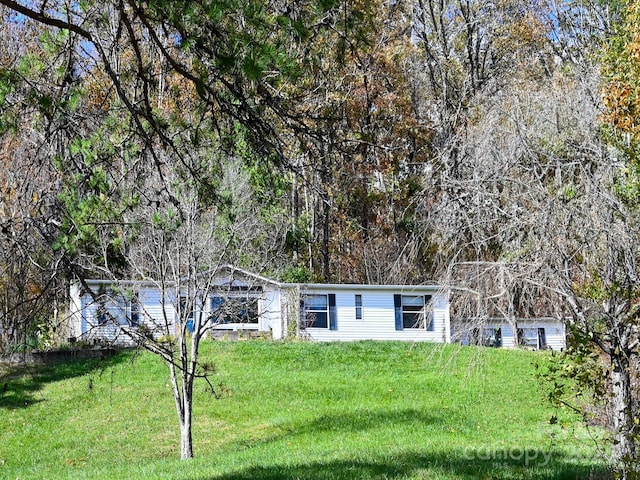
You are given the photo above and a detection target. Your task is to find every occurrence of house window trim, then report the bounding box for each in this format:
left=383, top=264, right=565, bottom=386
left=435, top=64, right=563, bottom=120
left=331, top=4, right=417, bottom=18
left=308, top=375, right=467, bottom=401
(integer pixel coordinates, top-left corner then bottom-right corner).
left=302, top=293, right=337, bottom=330
left=95, top=289, right=138, bottom=326
left=394, top=294, right=433, bottom=331
left=210, top=294, right=260, bottom=325
left=355, top=294, right=363, bottom=321
left=517, top=327, right=547, bottom=349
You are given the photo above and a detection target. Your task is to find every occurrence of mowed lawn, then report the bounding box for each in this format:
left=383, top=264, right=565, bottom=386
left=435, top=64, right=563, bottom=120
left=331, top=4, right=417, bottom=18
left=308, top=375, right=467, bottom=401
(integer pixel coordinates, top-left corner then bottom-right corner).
left=0, top=341, right=608, bottom=479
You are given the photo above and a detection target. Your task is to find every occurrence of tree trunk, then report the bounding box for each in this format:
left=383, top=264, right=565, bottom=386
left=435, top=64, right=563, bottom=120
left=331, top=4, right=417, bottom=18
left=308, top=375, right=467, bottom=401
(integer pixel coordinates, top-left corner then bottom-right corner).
left=611, top=350, right=635, bottom=478
left=180, top=399, right=194, bottom=460
left=170, top=360, right=195, bottom=460
left=322, top=194, right=330, bottom=282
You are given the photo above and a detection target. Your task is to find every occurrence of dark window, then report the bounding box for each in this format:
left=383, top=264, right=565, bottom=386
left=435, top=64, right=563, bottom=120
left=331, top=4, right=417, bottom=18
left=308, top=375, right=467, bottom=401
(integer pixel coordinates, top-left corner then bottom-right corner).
left=96, top=303, right=109, bottom=325
left=303, top=294, right=328, bottom=328
left=518, top=328, right=539, bottom=348
left=129, top=293, right=139, bottom=326
left=301, top=294, right=337, bottom=330
left=210, top=296, right=224, bottom=324
left=394, top=294, right=433, bottom=330
left=402, top=295, right=433, bottom=330
left=236, top=298, right=259, bottom=323
left=482, top=327, right=502, bottom=347
left=210, top=296, right=259, bottom=324
left=355, top=294, right=363, bottom=320
left=538, top=328, right=547, bottom=349
left=402, top=295, right=423, bottom=329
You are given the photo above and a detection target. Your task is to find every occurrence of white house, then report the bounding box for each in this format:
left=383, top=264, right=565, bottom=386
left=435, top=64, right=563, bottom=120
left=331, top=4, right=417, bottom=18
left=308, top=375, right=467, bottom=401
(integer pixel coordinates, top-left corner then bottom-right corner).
left=67, top=266, right=451, bottom=345
left=265, top=282, right=450, bottom=342
left=452, top=318, right=566, bottom=351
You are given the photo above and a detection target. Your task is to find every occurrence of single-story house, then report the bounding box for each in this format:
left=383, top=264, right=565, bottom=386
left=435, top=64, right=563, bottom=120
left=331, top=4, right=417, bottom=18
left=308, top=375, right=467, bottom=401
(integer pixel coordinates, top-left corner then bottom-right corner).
left=452, top=318, right=566, bottom=351
left=67, top=266, right=451, bottom=345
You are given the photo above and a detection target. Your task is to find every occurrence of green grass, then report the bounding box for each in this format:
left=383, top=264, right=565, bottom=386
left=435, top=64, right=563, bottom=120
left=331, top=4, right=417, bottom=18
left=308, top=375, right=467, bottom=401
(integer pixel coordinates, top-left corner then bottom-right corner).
left=0, top=341, right=609, bottom=479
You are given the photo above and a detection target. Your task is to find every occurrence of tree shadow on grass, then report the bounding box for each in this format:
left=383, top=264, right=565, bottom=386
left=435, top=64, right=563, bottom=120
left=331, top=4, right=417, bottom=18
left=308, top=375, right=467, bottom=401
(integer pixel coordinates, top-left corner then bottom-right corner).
left=200, top=450, right=611, bottom=480
left=289, top=407, right=444, bottom=435
left=202, top=407, right=611, bottom=480
left=224, top=407, right=446, bottom=452
left=0, top=350, right=128, bottom=409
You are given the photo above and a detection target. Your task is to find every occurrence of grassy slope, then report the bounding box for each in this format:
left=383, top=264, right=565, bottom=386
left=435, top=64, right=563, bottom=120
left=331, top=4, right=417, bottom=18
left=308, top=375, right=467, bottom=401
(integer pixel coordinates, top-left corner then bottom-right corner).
left=0, top=341, right=607, bottom=479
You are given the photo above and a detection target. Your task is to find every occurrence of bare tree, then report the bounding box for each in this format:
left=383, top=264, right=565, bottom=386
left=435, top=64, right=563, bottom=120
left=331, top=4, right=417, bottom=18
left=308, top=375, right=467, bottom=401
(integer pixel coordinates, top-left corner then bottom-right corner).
left=0, top=11, right=69, bottom=352
left=425, top=56, right=640, bottom=474
left=74, top=157, right=287, bottom=459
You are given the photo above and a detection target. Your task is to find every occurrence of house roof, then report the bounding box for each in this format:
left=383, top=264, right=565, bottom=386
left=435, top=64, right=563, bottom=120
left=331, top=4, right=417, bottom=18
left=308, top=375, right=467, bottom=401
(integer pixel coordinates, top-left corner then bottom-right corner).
left=76, top=264, right=448, bottom=293
left=282, top=282, right=446, bottom=293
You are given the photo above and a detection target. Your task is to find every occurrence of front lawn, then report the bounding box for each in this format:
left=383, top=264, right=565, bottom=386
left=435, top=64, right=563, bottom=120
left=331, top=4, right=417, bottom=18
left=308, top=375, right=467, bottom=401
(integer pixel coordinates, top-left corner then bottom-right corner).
left=0, top=341, right=608, bottom=479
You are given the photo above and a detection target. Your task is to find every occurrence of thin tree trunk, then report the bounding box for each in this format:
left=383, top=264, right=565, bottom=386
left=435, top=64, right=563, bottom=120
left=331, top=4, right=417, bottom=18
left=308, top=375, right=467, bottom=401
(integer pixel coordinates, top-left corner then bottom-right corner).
left=292, top=173, right=299, bottom=263
left=322, top=197, right=330, bottom=282
left=169, top=357, right=195, bottom=459
left=611, top=351, right=635, bottom=478
left=180, top=396, right=194, bottom=459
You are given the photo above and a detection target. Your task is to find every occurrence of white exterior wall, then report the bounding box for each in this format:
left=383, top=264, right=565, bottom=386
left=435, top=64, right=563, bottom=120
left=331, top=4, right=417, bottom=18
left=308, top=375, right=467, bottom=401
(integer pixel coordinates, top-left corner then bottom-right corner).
left=79, top=283, right=176, bottom=345
left=500, top=324, right=516, bottom=348
left=302, top=287, right=450, bottom=343
left=72, top=274, right=452, bottom=345
left=454, top=318, right=566, bottom=351
left=261, top=289, right=283, bottom=339
left=500, top=320, right=565, bottom=351
left=541, top=320, right=566, bottom=351
left=137, top=287, right=176, bottom=336
left=68, top=283, right=83, bottom=339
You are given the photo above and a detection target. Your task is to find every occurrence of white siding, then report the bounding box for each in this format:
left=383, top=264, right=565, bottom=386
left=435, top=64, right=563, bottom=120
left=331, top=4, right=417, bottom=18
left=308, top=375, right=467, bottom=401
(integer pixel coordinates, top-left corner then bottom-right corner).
left=68, top=283, right=83, bottom=339
left=74, top=274, right=452, bottom=345
left=541, top=320, right=566, bottom=351
left=302, top=288, right=450, bottom=343
left=137, top=287, right=176, bottom=336
left=501, top=320, right=565, bottom=351
left=261, top=289, right=283, bottom=339
left=454, top=319, right=566, bottom=351
left=80, top=284, right=176, bottom=346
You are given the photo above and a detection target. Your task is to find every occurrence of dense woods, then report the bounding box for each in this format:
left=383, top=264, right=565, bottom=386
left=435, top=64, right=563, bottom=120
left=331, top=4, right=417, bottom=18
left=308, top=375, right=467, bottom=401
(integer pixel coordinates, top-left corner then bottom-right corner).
left=1, top=0, right=640, bottom=475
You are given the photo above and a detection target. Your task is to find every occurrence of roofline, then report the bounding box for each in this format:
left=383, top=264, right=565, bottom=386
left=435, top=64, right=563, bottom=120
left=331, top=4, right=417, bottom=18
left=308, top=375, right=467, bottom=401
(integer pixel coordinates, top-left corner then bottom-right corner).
left=454, top=317, right=564, bottom=322
left=281, top=283, right=448, bottom=292
left=217, top=264, right=282, bottom=287
left=74, top=266, right=449, bottom=293
left=77, top=278, right=163, bottom=287
left=77, top=278, right=448, bottom=292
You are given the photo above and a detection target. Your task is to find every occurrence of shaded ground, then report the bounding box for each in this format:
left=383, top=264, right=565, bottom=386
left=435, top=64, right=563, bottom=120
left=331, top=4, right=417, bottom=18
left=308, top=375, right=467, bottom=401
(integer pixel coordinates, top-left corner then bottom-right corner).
left=0, top=349, right=125, bottom=409
left=205, top=450, right=611, bottom=480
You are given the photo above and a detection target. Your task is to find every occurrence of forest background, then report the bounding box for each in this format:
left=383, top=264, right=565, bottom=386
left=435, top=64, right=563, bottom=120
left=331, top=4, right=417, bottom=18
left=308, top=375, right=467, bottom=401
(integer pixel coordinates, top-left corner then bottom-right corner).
left=1, top=0, right=640, bottom=476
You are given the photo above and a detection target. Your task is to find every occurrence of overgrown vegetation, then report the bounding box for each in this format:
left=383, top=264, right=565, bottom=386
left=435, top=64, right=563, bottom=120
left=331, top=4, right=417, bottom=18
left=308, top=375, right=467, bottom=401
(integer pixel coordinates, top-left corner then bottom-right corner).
left=1, top=0, right=639, bottom=474
left=0, top=341, right=608, bottom=479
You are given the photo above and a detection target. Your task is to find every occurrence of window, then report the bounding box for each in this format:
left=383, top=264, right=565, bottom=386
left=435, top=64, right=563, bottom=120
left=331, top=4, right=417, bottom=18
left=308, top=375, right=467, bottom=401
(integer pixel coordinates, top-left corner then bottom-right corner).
left=210, top=296, right=224, bottom=324
left=355, top=295, right=363, bottom=320
left=210, top=296, right=259, bottom=324
left=401, top=295, right=424, bottom=329
left=129, top=293, right=140, bottom=326
left=303, top=294, right=328, bottom=328
left=236, top=298, right=259, bottom=323
left=302, top=294, right=337, bottom=330
left=517, top=327, right=547, bottom=349
left=538, top=328, right=547, bottom=349
left=96, top=303, right=109, bottom=325
left=482, top=327, right=502, bottom=347
left=394, top=294, right=433, bottom=331
left=95, top=289, right=132, bottom=326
